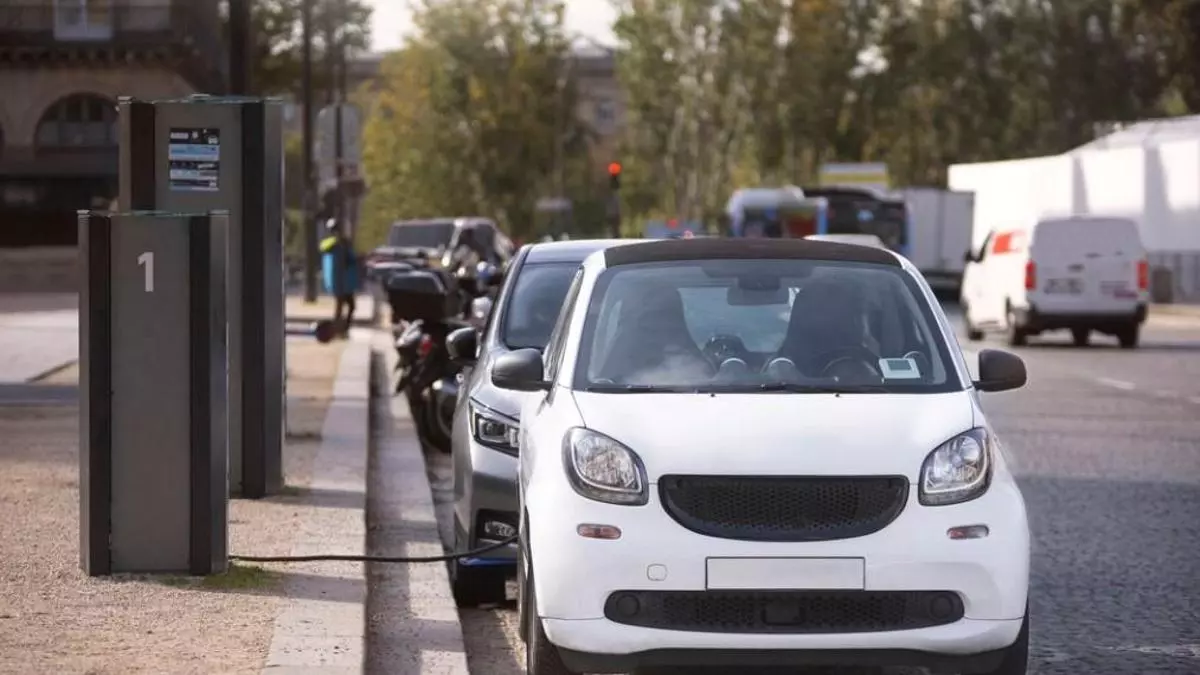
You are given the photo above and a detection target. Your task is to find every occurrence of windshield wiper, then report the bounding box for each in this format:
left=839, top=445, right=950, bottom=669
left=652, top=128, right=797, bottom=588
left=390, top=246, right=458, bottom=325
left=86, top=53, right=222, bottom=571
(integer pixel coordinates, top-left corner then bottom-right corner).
left=754, top=382, right=889, bottom=394
left=584, top=384, right=695, bottom=393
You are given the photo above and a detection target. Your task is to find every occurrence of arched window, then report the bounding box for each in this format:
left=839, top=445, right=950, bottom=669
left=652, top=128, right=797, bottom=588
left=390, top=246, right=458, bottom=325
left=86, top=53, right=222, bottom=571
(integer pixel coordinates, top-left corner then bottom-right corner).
left=35, top=94, right=117, bottom=150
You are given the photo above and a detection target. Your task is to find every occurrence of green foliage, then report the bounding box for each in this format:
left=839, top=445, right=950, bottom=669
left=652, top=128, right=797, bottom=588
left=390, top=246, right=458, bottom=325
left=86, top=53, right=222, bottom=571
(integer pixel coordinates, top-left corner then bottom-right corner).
left=360, top=0, right=589, bottom=245
left=610, top=0, right=1200, bottom=226
left=243, top=0, right=374, bottom=95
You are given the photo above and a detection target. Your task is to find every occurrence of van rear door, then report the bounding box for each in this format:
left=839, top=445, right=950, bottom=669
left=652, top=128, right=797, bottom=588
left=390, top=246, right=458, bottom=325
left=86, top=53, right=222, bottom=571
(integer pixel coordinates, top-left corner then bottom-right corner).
left=1030, top=218, right=1144, bottom=314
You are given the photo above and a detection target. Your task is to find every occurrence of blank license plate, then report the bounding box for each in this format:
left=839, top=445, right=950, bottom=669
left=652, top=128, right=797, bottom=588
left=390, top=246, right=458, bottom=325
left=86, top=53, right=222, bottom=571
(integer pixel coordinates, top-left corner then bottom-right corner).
left=706, top=557, right=865, bottom=590
left=1045, top=278, right=1083, bottom=294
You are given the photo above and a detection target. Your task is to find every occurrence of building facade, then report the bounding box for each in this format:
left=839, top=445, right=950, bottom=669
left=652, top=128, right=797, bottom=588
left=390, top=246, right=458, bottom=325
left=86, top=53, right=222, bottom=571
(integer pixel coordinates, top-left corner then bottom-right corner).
left=0, top=0, right=226, bottom=247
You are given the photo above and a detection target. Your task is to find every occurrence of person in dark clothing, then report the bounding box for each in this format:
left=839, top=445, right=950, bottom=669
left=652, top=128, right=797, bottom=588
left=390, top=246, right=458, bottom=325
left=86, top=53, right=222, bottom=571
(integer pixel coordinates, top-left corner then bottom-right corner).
left=320, top=218, right=360, bottom=336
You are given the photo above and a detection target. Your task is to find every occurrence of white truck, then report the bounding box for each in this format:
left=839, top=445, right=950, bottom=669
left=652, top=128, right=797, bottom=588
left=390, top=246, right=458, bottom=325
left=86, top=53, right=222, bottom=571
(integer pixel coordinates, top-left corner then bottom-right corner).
left=897, top=187, right=976, bottom=296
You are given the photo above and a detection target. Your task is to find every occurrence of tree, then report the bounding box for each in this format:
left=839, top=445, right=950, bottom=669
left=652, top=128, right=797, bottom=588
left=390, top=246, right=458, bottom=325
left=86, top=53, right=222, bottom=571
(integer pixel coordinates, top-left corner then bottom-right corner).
left=359, top=0, right=589, bottom=245
left=233, top=0, right=374, bottom=95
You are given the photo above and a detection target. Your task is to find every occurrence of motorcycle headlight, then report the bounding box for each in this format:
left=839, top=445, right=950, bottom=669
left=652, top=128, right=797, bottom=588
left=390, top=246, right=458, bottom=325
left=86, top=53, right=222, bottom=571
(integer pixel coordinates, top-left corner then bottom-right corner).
left=469, top=401, right=519, bottom=455
left=562, top=428, right=648, bottom=506
left=919, top=428, right=993, bottom=506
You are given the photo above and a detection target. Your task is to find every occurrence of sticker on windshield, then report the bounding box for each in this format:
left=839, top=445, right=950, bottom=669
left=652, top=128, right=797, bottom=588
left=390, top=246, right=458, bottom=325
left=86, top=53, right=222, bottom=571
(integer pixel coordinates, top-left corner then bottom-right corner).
left=879, top=357, right=921, bottom=380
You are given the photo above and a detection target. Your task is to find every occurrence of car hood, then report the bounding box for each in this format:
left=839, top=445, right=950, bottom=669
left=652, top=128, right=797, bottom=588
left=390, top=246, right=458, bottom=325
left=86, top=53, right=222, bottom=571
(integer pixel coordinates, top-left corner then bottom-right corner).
left=570, top=391, right=976, bottom=481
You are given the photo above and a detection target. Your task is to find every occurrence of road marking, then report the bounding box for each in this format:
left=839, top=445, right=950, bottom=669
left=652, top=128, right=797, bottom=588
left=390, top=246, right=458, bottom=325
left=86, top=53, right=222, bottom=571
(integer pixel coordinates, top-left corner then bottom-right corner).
left=1103, top=643, right=1200, bottom=659
left=1095, top=377, right=1136, bottom=391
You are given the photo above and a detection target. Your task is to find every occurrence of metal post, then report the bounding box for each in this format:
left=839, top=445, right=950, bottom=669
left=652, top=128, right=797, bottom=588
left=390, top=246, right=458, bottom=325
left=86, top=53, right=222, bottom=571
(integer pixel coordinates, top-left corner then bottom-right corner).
left=301, top=0, right=318, bottom=302
left=228, top=0, right=249, bottom=94
left=333, top=0, right=348, bottom=239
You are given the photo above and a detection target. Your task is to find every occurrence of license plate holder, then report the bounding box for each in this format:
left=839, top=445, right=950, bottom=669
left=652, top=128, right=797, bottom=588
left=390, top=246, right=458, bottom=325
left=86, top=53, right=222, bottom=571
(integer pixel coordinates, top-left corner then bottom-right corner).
left=706, top=557, right=865, bottom=590
left=1045, top=278, right=1083, bottom=294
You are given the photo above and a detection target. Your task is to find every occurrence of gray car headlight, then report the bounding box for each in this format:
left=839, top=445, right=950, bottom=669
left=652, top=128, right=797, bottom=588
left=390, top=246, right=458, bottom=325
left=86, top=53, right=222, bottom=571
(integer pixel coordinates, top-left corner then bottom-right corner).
left=562, top=428, right=648, bottom=506
left=919, top=428, right=993, bottom=506
left=469, top=401, right=519, bottom=455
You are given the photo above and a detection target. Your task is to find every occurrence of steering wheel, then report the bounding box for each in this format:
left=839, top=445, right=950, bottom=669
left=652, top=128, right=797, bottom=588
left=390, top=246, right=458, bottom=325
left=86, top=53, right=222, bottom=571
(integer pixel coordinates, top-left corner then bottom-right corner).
left=702, top=334, right=748, bottom=365
left=817, top=345, right=882, bottom=380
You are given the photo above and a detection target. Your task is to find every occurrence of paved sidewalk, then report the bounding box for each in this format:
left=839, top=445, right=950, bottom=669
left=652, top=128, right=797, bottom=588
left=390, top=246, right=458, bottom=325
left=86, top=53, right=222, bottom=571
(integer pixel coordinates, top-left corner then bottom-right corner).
left=0, top=334, right=373, bottom=674
left=0, top=293, right=78, bottom=383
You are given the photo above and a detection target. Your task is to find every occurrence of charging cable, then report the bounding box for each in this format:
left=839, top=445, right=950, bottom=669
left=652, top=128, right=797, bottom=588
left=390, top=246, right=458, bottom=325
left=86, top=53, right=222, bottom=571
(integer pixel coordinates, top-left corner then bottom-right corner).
left=229, top=534, right=518, bottom=564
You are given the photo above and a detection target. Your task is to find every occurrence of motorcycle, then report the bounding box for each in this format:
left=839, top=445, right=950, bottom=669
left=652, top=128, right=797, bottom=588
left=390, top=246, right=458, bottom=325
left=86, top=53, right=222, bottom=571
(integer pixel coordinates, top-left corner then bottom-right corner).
left=383, top=262, right=499, bottom=453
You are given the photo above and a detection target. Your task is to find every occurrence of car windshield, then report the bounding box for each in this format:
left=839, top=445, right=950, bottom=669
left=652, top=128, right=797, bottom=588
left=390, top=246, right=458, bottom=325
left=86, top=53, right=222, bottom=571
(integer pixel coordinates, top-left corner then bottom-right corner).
left=574, top=258, right=960, bottom=393
left=501, top=262, right=579, bottom=350
left=388, top=222, right=455, bottom=248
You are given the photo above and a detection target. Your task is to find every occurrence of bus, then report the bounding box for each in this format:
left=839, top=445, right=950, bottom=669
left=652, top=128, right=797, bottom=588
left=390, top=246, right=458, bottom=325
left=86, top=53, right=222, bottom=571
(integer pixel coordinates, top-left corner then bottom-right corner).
left=725, top=185, right=911, bottom=257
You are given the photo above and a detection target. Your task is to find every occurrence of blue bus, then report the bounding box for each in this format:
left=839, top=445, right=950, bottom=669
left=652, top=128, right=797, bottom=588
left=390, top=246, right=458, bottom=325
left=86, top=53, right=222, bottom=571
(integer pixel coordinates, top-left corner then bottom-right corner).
left=725, top=186, right=911, bottom=257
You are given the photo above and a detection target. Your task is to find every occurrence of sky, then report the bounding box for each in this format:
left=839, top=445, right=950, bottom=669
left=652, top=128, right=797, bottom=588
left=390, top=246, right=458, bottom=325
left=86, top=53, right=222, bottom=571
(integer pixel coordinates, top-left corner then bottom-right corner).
left=368, top=0, right=617, bottom=52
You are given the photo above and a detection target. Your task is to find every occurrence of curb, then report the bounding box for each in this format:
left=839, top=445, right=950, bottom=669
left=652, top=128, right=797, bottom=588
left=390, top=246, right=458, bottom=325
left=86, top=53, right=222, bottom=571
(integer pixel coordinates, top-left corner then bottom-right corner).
left=366, top=332, right=471, bottom=674
left=25, top=358, right=78, bottom=383
left=261, top=334, right=372, bottom=673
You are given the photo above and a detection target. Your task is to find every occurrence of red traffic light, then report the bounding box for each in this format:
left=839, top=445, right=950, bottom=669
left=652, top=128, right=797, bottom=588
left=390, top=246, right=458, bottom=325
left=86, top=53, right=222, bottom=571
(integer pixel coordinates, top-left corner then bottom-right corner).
left=608, top=162, right=622, bottom=176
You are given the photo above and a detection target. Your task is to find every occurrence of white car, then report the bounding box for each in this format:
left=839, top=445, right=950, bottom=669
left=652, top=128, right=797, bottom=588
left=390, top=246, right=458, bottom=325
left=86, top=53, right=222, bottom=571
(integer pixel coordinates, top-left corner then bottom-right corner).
left=492, top=238, right=1032, bottom=675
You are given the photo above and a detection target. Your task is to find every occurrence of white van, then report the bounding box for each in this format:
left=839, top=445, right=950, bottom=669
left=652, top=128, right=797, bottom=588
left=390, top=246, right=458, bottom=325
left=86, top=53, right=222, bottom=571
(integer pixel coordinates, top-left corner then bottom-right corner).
left=960, top=216, right=1148, bottom=348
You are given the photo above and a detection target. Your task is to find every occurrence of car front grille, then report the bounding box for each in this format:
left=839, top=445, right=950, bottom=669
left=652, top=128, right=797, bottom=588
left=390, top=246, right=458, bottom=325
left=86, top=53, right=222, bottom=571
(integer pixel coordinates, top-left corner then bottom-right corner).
left=658, top=475, right=908, bottom=541
left=604, top=590, right=963, bottom=633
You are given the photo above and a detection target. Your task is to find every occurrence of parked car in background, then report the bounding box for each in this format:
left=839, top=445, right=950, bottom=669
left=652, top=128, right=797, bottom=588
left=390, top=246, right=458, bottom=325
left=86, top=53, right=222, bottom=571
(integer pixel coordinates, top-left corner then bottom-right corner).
left=961, top=215, right=1148, bottom=348
left=366, top=217, right=513, bottom=278
left=442, top=239, right=633, bottom=606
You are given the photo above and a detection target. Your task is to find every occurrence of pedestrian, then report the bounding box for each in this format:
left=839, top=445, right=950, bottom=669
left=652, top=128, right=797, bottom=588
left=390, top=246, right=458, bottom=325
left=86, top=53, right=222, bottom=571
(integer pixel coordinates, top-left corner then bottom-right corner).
left=320, top=218, right=359, bottom=337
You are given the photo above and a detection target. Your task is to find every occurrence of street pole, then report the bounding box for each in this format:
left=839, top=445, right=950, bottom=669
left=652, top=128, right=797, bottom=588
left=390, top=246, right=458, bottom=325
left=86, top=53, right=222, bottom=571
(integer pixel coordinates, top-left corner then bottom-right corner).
left=301, top=0, right=318, bottom=302
left=336, top=0, right=350, bottom=241
left=228, top=0, right=249, bottom=94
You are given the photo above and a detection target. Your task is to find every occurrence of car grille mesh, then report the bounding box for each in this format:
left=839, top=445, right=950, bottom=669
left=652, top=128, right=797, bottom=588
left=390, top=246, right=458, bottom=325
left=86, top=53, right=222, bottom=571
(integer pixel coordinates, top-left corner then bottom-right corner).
left=658, top=475, right=908, bottom=541
left=604, top=590, right=963, bottom=633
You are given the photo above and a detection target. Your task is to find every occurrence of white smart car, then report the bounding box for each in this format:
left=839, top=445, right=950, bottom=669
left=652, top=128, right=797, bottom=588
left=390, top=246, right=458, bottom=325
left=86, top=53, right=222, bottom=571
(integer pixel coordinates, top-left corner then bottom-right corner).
left=493, top=238, right=1031, bottom=675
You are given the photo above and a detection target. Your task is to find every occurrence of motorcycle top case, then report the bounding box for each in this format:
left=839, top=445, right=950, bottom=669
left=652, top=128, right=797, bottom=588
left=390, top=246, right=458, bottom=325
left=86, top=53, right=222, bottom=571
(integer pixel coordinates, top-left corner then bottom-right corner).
left=384, top=268, right=459, bottom=322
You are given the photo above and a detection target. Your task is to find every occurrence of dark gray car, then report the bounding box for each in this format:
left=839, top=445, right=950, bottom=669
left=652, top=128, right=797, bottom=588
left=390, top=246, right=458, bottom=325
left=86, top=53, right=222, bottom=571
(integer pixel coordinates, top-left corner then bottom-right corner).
left=445, top=239, right=632, bottom=606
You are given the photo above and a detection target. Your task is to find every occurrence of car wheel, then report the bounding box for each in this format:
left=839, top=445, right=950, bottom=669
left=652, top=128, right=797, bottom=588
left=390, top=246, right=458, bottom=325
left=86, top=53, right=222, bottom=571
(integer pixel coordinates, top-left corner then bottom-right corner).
left=1006, top=307, right=1027, bottom=347
left=517, top=539, right=530, bottom=644
left=1071, top=328, right=1089, bottom=347
left=422, top=393, right=453, bottom=454
left=983, top=606, right=1029, bottom=675
left=523, top=567, right=575, bottom=675
left=962, top=303, right=985, bottom=341
left=450, top=531, right=507, bottom=607
left=1118, top=324, right=1140, bottom=349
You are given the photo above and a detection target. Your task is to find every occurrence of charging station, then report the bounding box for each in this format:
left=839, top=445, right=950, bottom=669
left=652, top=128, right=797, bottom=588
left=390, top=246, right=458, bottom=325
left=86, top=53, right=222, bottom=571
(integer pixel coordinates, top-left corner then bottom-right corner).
left=79, top=211, right=229, bottom=576
left=117, top=95, right=286, bottom=498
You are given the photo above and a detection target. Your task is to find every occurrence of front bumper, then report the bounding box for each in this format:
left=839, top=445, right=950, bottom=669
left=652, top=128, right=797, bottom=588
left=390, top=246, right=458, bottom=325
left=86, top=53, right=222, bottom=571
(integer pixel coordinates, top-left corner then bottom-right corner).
left=528, top=476, right=1029, bottom=664
left=457, top=438, right=520, bottom=564
left=549, top=617, right=1022, bottom=674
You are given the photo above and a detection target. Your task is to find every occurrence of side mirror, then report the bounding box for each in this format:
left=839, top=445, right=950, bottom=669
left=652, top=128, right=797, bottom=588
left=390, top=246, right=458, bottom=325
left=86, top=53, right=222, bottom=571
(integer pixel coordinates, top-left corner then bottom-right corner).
left=491, top=348, right=548, bottom=391
left=446, top=326, right=479, bottom=365
left=973, top=349, right=1026, bottom=393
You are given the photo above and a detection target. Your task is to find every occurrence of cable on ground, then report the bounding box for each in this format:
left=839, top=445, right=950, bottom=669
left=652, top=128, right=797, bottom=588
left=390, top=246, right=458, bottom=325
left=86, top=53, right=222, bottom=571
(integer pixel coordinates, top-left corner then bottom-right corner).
left=229, top=534, right=518, bottom=564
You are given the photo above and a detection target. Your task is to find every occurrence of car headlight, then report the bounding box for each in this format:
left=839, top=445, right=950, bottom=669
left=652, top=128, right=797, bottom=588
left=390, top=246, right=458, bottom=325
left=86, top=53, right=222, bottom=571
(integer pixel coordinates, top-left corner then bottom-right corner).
left=469, top=401, right=519, bottom=455
left=919, top=428, right=993, bottom=506
left=562, top=428, right=648, bottom=506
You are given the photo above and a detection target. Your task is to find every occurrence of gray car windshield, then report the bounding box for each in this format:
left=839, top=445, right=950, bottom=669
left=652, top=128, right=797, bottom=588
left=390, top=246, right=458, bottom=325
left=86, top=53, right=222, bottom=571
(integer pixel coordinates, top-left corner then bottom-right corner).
left=574, top=258, right=961, bottom=393
left=501, top=262, right=579, bottom=350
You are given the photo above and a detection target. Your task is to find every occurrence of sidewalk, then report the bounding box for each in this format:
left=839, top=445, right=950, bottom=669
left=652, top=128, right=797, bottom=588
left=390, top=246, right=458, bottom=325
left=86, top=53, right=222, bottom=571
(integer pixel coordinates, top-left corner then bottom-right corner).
left=1151, top=302, right=1200, bottom=317
left=0, top=293, right=78, bottom=384
left=286, top=293, right=379, bottom=327
left=0, top=333, right=373, bottom=674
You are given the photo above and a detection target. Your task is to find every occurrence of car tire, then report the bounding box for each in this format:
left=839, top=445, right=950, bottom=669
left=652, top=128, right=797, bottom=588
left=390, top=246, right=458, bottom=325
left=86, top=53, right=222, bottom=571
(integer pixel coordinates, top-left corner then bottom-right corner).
left=1006, top=306, right=1027, bottom=347
left=517, top=538, right=530, bottom=644
left=422, top=393, right=453, bottom=454
left=1118, top=324, right=1140, bottom=349
left=523, top=566, right=576, bottom=675
left=1071, top=328, right=1089, bottom=347
left=983, top=607, right=1030, bottom=675
left=450, top=530, right=508, bottom=607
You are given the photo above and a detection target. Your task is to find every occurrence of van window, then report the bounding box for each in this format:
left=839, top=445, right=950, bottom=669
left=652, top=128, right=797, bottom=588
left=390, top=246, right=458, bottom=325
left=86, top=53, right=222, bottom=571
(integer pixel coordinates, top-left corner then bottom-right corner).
left=1032, top=219, right=1142, bottom=256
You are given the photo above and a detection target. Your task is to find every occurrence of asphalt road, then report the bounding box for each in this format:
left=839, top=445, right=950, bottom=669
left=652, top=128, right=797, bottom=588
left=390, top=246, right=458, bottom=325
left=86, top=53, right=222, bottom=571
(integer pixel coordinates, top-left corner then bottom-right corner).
left=425, top=305, right=1200, bottom=675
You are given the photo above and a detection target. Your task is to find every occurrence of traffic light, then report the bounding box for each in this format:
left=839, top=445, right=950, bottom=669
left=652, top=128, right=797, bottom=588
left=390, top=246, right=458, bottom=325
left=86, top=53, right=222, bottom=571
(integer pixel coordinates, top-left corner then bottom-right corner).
left=608, top=162, right=622, bottom=190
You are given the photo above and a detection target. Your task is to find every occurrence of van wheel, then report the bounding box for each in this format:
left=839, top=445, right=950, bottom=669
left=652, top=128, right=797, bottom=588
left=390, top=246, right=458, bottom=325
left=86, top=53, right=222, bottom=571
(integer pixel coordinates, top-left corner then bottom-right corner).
left=1071, top=328, right=1090, bottom=347
left=523, top=567, right=576, bottom=674
left=1118, top=324, right=1140, bottom=349
left=963, top=304, right=985, bottom=341
left=982, top=607, right=1029, bottom=674
left=1006, top=307, right=1027, bottom=347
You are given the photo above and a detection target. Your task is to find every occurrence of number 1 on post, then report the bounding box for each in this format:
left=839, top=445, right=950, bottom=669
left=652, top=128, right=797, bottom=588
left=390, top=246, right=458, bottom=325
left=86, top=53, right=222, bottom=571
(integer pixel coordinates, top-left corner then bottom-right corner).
left=138, top=252, right=154, bottom=293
